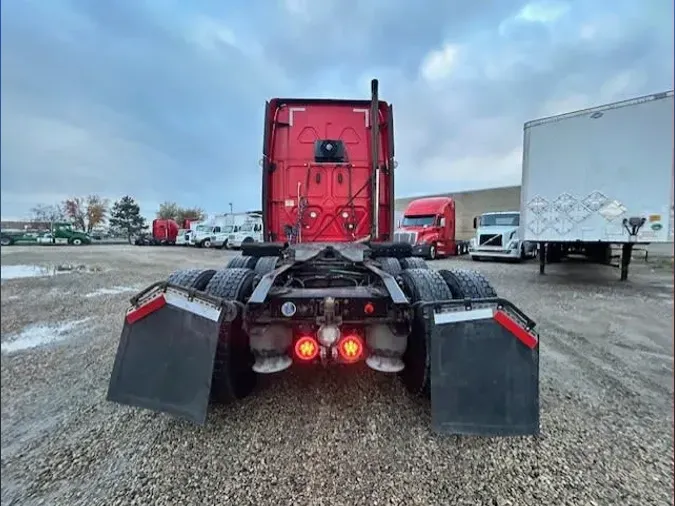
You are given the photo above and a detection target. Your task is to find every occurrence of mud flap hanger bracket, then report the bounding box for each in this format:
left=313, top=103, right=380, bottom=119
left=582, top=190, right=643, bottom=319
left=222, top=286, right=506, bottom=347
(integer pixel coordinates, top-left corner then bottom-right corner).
left=129, top=281, right=242, bottom=323
left=415, top=297, right=537, bottom=332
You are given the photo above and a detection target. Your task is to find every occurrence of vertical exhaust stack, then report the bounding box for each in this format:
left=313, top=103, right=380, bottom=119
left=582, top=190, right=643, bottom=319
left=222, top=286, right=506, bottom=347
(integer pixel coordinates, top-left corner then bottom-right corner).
left=370, top=78, right=380, bottom=241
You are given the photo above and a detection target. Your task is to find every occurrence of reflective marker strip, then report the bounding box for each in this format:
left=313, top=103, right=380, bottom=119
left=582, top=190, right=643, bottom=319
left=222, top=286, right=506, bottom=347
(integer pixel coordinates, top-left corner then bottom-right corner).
left=433, top=307, right=494, bottom=325
left=493, top=310, right=538, bottom=350
left=126, top=295, right=166, bottom=324
left=164, top=292, right=222, bottom=322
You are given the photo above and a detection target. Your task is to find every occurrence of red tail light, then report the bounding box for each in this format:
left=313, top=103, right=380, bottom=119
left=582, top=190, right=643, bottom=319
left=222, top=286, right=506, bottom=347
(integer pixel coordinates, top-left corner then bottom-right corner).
left=337, top=335, right=364, bottom=363
left=294, top=336, right=319, bottom=361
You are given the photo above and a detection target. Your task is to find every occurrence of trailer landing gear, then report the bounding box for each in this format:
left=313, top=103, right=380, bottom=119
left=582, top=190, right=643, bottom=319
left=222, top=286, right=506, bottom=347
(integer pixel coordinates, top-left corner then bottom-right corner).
left=620, top=243, right=633, bottom=281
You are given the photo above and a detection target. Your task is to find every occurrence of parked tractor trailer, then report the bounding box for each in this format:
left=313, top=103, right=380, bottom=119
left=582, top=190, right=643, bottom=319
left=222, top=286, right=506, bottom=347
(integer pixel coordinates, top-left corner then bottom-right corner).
left=107, top=80, right=540, bottom=436
left=394, top=197, right=470, bottom=259
left=521, top=90, right=674, bottom=280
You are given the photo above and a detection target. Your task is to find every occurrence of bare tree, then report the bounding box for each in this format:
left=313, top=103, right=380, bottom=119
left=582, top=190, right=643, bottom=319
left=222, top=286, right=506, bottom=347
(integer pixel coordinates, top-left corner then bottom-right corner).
left=30, top=204, right=66, bottom=224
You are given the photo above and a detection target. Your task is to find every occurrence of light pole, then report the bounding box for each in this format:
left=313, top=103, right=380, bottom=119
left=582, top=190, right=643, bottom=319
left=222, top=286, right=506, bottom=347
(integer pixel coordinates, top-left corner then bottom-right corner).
left=229, top=203, right=233, bottom=214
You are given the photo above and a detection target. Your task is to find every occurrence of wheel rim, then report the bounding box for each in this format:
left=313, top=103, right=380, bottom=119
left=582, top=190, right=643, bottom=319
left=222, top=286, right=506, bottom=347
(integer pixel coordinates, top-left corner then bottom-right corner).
left=204, top=241, right=211, bottom=248
left=430, top=246, right=436, bottom=259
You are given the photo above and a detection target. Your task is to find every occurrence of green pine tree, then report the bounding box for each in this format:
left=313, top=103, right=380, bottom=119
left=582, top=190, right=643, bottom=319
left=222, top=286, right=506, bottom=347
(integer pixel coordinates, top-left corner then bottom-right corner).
left=109, top=196, right=147, bottom=244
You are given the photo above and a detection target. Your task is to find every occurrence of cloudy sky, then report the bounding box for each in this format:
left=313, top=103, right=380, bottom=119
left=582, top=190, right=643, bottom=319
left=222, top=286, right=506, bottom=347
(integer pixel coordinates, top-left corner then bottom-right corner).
left=1, top=0, right=673, bottom=220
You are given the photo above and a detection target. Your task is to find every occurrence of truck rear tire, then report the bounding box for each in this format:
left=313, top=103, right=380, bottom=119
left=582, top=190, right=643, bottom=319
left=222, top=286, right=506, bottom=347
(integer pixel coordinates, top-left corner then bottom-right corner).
left=437, top=268, right=497, bottom=299
left=399, top=268, right=453, bottom=398
left=254, top=256, right=279, bottom=275
left=167, top=268, right=217, bottom=290
left=203, top=268, right=257, bottom=403
left=400, top=257, right=428, bottom=270
left=226, top=255, right=258, bottom=270
left=377, top=257, right=402, bottom=275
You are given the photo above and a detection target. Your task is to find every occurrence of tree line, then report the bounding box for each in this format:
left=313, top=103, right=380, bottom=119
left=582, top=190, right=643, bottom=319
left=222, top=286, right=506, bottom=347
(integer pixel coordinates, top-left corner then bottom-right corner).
left=29, top=197, right=207, bottom=243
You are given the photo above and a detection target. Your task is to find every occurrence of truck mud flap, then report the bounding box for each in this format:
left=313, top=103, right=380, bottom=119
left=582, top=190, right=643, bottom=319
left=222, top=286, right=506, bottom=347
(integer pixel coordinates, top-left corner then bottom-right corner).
left=107, top=284, right=237, bottom=425
left=428, top=300, right=539, bottom=436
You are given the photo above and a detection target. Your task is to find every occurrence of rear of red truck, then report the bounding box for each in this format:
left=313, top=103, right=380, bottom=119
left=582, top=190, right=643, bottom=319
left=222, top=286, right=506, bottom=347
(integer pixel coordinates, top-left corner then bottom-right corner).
left=261, top=80, right=395, bottom=244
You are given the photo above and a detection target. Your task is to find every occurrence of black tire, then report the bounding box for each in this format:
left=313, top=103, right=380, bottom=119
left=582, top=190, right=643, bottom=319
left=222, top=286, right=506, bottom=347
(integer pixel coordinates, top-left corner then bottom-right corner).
left=0, top=236, right=13, bottom=246
left=369, top=242, right=413, bottom=259
left=166, top=268, right=217, bottom=290
left=203, top=268, right=257, bottom=403
left=400, top=257, right=428, bottom=270
left=377, top=256, right=402, bottom=275
left=254, top=256, right=279, bottom=275
left=437, top=268, right=497, bottom=299
left=428, top=243, right=437, bottom=260
left=399, top=268, right=453, bottom=398
left=226, top=255, right=258, bottom=269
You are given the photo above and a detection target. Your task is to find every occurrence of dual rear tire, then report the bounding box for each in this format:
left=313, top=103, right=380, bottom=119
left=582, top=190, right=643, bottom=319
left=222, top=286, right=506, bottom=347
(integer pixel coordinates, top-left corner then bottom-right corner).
left=398, top=268, right=497, bottom=397
left=166, top=267, right=257, bottom=404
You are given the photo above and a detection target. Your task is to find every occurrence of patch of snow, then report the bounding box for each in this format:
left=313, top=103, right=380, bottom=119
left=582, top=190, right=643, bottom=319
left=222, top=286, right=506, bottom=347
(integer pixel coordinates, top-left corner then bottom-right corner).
left=1, top=318, right=92, bottom=354
left=84, top=286, right=136, bottom=298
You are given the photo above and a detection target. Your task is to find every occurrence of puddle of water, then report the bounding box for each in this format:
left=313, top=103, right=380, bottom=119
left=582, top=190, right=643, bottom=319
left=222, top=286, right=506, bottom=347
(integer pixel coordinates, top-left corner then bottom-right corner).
left=0, top=265, right=53, bottom=280
left=1, top=318, right=92, bottom=354
left=0, top=264, right=101, bottom=282
left=84, top=286, right=136, bottom=298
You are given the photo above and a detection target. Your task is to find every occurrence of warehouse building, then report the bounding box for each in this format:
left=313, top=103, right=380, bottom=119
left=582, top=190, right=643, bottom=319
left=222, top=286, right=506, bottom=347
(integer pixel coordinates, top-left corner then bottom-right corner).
left=395, top=185, right=521, bottom=241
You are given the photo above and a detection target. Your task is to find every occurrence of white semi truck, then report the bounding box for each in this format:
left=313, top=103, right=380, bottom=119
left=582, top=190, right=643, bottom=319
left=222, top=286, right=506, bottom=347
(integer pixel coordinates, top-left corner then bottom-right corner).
left=469, top=211, right=537, bottom=261
left=189, top=213, right=253, bottom=248
left=227, top=212, right=264, bottom=249
left=520, top=90, right=674, bottom=280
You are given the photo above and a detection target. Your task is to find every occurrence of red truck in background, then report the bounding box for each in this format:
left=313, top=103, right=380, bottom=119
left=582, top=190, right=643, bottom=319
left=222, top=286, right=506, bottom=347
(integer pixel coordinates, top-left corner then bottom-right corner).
left=153, top=219, right=179, bottom=244
left=261, top=80, right=395, bottom=243
left=136, top=218, right=191, bottom=246
left=394, top=197, right=469, bottom=259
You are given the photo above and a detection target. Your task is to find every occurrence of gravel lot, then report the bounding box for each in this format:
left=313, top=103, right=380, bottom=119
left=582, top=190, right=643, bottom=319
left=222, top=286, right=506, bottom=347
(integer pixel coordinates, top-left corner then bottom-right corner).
left=1, top=245, right=673, bottom=506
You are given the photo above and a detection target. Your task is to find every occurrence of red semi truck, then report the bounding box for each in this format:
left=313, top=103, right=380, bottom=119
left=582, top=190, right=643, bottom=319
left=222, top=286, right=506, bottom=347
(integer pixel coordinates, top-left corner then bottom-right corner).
left=107, top=79, right=540, bottom=437
left=394, top=197, right=469, bottom=260
left=135, top=219, right=189, bottom=246
left=262, top=90, right=395, bottom=243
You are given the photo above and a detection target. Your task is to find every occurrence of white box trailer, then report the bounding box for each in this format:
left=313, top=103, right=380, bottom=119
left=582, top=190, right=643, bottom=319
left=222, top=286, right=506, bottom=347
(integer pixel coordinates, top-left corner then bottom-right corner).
left=520, top=90, right=674, bottom=280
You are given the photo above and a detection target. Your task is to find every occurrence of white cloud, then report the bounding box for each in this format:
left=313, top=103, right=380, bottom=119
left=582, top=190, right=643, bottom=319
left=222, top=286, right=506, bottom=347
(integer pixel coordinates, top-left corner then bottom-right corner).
left=188, top=17, right=238, bottom=50
left=599, top=70, right=648, bottom=102
left=419, top=44, right=461, bottom=83
left=419, top=146, right=523, bottom=188
left=539, top=94, right=594, bottom=117
left=516, top=0, right=570, bottom=24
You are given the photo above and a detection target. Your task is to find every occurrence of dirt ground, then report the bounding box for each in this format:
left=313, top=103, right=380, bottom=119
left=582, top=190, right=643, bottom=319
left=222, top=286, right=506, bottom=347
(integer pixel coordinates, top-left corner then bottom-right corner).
left=1, top=244, right=673, bottom=506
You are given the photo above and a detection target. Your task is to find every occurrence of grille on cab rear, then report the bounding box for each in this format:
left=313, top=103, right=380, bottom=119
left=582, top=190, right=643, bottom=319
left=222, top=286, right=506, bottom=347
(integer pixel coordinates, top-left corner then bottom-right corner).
left=479, top=234, right=502, bottom=247
left=394, top=232, right=417, bottom=245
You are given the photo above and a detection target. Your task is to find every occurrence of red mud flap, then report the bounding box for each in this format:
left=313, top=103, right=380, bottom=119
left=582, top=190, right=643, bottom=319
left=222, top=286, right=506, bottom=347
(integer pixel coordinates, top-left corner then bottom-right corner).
left=428, top=300, right=539, bottom=436
left=106, top=284, right=236, bottom=425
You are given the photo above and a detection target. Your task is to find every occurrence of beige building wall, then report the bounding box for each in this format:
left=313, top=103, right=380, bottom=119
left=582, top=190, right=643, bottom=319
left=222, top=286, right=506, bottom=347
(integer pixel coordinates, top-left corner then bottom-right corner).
left=395, top=185, right=522, bottom=241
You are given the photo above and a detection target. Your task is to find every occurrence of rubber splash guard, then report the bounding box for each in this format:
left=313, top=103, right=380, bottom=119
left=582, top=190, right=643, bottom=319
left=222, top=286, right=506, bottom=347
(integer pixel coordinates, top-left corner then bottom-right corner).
left=430, top=308, right=540, bottom=436
left=107, top=302, right=221, bottom=425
